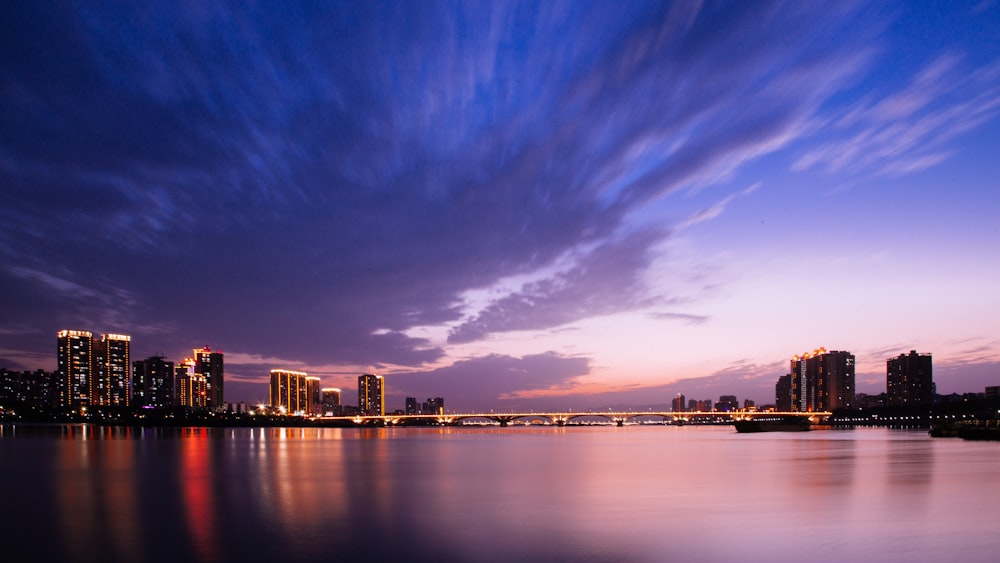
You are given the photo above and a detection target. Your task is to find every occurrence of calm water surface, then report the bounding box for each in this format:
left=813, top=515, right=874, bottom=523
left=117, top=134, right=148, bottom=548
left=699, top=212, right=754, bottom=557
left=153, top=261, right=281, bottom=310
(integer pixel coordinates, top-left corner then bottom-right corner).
left=1, top=424, right=997, bottom=562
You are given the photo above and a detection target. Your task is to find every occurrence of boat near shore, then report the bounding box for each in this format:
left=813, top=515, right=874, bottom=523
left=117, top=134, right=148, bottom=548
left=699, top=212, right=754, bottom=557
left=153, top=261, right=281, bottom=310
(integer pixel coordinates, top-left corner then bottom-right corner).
left=930, top=419, right=1000, bottom=441
left=734, top=417, right=811, bottom=433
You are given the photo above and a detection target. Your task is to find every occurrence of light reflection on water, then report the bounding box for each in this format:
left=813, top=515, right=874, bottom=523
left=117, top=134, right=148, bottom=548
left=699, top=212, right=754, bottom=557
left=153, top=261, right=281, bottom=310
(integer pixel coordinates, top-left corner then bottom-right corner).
left=1, top=425, right=997, bottom=562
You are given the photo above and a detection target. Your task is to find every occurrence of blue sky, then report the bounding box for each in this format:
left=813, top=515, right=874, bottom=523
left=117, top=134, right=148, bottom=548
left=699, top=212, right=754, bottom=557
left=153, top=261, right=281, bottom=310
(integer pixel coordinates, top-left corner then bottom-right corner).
left=2, top=1, right=999, bottom=410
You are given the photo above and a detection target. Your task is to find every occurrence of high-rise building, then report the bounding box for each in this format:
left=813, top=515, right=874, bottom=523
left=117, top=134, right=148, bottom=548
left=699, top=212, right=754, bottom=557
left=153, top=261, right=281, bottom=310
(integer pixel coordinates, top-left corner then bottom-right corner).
left=775, top=374, right=792, bottom=411
left=672, top=393, right=686, bottom=412
left=176, top=358, right=207, bottom=409
left=358, top=373, right=384, bottom=416
left=269, top=370, right=310, bottom=414
left=57, top=330, right=93, bottom=408
left=306, top=376, right=322, bottom=415
left=91, top=333, right=131, bottom=407
left=886, top=350, right=933, bottom=406
left=193, top=347, right=224, bottom=409
left=321, top=388, right=341, bottom=415
left=787, top=348, right=855, bottom=412
left=133, top=356, right=175, bottom=408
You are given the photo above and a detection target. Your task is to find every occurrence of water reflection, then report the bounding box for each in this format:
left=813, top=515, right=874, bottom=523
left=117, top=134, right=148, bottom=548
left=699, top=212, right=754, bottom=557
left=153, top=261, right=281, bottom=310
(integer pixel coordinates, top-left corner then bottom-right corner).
left=54, top=426, right=142, bottom=563
left=179, top=428, right=220, bottom=562
left=1, top=425, right=998, bottom=562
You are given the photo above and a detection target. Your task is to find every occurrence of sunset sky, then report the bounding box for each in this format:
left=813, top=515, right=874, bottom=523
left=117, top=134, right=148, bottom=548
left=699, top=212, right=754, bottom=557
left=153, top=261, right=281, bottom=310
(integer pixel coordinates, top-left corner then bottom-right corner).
left=2, top=1, right=999, bottom=410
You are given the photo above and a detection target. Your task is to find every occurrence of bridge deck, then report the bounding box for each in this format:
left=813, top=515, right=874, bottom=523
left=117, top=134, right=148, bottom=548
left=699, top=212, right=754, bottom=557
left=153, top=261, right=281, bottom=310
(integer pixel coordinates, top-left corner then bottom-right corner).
left=322, top=411, right=831, bottom=426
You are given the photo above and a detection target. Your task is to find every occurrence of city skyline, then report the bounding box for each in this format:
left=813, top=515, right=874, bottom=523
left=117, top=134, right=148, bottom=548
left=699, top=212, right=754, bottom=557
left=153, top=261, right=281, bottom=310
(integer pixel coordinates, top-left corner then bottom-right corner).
left=0, top=328, right=981, bottom=414
left=2, top=2, right=1000, bottom=411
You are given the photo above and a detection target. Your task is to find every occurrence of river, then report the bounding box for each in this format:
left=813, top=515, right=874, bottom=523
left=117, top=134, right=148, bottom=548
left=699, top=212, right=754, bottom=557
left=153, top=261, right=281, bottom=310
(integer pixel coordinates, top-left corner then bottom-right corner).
left=0, top=424, right=996, bottom=562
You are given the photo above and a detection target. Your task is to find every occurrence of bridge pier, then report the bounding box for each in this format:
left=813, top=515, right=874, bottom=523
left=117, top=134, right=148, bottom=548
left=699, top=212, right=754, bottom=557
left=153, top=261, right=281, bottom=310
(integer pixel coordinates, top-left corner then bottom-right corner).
left=616, top=419, right=624, bottom=427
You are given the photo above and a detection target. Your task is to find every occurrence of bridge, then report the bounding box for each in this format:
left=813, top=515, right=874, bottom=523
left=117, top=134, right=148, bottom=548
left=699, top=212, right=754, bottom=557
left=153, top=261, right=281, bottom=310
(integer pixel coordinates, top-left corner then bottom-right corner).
left=322, top=411, right=831, bottom=427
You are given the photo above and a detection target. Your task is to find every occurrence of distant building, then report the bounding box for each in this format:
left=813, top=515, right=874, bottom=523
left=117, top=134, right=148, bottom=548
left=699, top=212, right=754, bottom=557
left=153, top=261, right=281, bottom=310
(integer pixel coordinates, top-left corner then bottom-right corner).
left=422, top=397, right=444, bottom=415
left=193, top=347, right=224, bottom=409
left=787, top=348, right=855, bottom=412
left=0, top=369, right=56, bottom=410
left=269, top=370, right=310, bottom=414
left=986, top=386, right=1000, bottom=400
left=132, top=356, right=175, bottom=408
left=716, top=395, right=739, bottom=411
left=91, top=333, right=131, bottom=407
left=672, top=393, right=686, bottom=412
left=57, top=330, right=93, bottom=408
left=321, top=388, right=342, bottom=415
left=775, top=374, right=792, bottom=411
left=405, top=397, right=419, bottom=415
left=855, top=392, right=885, bottom=409
left=743, top=399, right=755, bottom=409
left=695, top=399, right=713, bottom=412
left=358, top=374, right=384, bottom=416
left=225, top=402, right=254, bottom=414
left=886, top=351, right=933, bottom=406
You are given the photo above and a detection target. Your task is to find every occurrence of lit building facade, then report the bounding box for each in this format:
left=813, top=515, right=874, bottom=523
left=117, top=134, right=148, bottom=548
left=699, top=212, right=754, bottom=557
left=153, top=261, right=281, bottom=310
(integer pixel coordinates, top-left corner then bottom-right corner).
left=176, top=358, right=207, bottom=408
left=358, top=373, right=384, bottom=416
left=193, top=347, right=224, bottom=409
left=787, top=348, right=855, bottom=412
left=91, top=333, right=131, bottom=407
left=269, top=370, right=310, bottom=414
left=57, top=330, right=93, bottom=408
left=132, top=356, right=175, bottom=408
left=886, top=350, right=933, bottom=406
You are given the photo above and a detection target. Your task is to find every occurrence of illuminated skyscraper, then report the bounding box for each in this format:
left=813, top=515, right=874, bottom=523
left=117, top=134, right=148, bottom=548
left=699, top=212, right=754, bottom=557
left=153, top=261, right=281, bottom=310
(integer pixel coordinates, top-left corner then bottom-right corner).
left=193, top=347, right=224, bottom=409
left=176, top=358, right=207, bottom=408
left=887, top=350, right=933, bottom=406
left=787, top=348, right=855, bottom=412
left=133, top=356, right=175, bottom=408
left=92, top=333, right=131, bottom=407
left=358, top=373, right=384, bottom=416
left=56, top=330, right=93, bottom=408
left=269, top=369, right=309, bottom=414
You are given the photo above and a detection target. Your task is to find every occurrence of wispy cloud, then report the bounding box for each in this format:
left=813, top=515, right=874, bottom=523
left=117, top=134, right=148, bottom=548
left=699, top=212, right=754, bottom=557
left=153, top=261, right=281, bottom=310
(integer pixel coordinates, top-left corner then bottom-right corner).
left=448, top=229, right=665, bottom=343
left=794, top=54, right=1000, bottom=178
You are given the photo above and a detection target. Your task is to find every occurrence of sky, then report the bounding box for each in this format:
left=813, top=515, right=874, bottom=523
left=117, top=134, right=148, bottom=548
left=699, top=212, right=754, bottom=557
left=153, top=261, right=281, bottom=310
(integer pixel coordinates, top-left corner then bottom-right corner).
left=2, top=1, right=999, bottom=412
